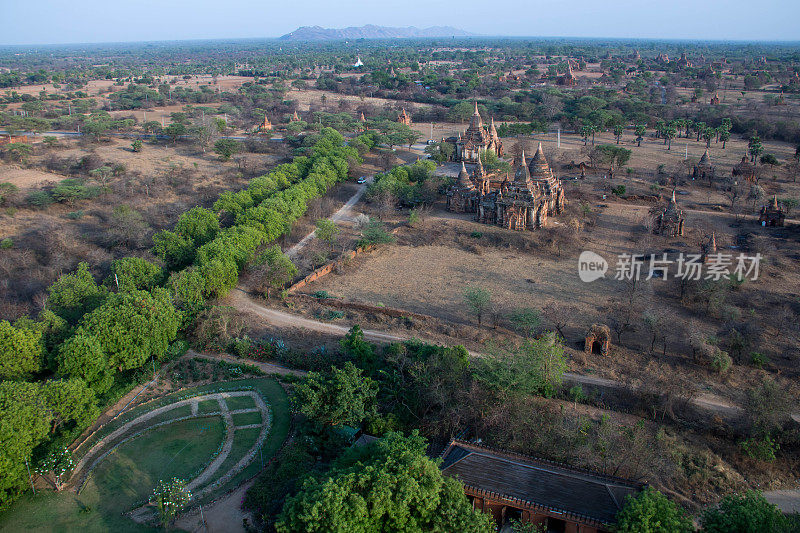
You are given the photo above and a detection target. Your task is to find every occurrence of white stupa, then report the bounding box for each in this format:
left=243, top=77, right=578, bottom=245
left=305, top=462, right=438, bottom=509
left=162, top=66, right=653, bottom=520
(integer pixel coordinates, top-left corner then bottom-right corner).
left=353, top=56, right=364, bottom=67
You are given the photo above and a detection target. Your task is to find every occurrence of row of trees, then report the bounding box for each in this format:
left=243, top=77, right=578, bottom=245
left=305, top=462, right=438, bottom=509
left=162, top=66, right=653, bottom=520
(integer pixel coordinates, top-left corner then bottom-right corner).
left=0, top=127, right=360, bottom=508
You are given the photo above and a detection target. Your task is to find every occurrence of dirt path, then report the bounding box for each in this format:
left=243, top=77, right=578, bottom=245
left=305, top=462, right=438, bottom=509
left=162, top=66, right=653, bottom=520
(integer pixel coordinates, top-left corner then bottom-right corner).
left=285, top=175, right=373, bottom=260
left=187, top=349, right=304, bottom=377
left=763, top=489, right=800, bottom=514
left=228, top=289, right=800, bottom=424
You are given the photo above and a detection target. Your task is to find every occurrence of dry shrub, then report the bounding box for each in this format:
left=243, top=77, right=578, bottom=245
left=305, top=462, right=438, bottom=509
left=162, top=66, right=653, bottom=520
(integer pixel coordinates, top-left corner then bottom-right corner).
left=192, top=306, right=245, bottom=352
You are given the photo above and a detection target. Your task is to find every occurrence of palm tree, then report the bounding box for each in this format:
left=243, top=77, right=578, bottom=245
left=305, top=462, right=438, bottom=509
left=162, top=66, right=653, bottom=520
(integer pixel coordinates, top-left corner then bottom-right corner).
left=665, top=126, right=677, bottom=150
left=635, top=124, right=647, bottom=147
left=613, top=124, right=624, bottom=144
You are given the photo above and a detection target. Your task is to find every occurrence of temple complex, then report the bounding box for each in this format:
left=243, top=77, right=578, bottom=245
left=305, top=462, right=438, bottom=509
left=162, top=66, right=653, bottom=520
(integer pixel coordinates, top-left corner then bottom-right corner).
left=732, top=155, right=757, bottom=182
left=692, top=149, right=715, bottom=181
left=710, top=93, right=721, bottom=105
left=291, top=110, right=301, bottom=121
left=677, top=52, right=691, bottom=68
left=759, top=196, right=785, bottom=227
left=449, top=102, right=503, bottom=163
left=447, top=143, right=565, bottom=231
left=446, top=161, right=479, bottom=213
left=558, top=62, right=577, bottom=86
left=653, top=191, right=685, bottom=236
left=397, top=108, right=412, bottom=126
left=256, top=114, right=272, bottom=134
left=439, top=440, right=643, bottom=533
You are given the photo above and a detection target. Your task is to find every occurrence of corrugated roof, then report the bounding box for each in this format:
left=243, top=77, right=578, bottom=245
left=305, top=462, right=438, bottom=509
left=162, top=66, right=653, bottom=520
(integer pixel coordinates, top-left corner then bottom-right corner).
left=440, top=440, right=643, bottom=526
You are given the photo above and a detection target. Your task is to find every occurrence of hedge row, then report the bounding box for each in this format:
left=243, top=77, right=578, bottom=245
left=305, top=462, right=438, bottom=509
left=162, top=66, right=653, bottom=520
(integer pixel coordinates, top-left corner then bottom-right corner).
left=0, top=127, right=359, bottom=507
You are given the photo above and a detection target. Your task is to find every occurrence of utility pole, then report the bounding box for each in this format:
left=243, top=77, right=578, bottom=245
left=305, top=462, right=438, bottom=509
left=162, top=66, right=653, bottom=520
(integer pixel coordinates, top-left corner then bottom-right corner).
left=200, top=504, right=207, bottom=531
left=25, top=460, right=35, bottom=494
left=685, top=142, right=688, bottom=161
left=557, top=127, right=561, bottom=149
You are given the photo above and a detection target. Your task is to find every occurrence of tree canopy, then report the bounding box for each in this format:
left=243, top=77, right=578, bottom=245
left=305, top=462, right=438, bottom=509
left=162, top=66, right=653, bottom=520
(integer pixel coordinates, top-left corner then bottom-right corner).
left=275, top=431, right=494, bottom=533
left=615, top=487, right=694, bottom=533
left=292, top=362, right=378, bottom=427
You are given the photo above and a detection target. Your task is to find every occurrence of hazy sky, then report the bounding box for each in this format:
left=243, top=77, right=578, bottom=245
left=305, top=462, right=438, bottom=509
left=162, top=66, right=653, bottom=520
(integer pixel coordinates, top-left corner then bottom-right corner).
left=2, top=0, right=799, bottom=45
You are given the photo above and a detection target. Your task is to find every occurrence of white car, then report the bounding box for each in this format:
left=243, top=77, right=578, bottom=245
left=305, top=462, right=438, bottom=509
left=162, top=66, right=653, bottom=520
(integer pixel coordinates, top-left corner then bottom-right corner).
left=357, top=177, right=368, bottom=184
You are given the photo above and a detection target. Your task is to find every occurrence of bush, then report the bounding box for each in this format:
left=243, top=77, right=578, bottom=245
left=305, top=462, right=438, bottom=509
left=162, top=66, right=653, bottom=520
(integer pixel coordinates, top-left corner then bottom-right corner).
left=66, top=210, right=84, bottom=220
left=701, top=490, right=789, bottom=532
left=711, top=348, right=732, bottom=373
left=311, top=290, right=333, bottom=299
left=750, top=352, right=768, bottom=368
left=358, top=218, right=395, bottom=247
left=0, top=238, right=12, bottom=249
left=740, top=435, right=779, bottom=462
left=228, top=336, right=252, bottom=358
left=616, top=487, right=694, bottom=532
left=470, top=231, right=483, bottom=238
left=26, top=190, right=53, bottom=209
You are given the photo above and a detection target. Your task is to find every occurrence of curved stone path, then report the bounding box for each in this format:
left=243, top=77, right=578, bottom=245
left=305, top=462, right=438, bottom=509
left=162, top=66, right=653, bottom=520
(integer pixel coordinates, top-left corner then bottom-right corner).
left=72, top=389, right=272, bottom=524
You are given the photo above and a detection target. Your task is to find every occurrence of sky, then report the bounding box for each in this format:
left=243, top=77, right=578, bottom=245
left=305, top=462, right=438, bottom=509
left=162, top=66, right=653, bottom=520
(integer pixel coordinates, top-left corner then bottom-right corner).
left=2, top=0, right=799, bottom=46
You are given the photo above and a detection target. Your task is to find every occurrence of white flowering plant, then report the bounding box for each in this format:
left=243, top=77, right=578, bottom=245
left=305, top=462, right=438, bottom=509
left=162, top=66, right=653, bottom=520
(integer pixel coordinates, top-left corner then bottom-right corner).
left=151, top=477, right=192, bottom=528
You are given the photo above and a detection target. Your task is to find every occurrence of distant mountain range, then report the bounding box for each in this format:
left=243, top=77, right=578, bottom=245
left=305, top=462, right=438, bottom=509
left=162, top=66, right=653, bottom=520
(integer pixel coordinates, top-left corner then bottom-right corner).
left=279, top=25, right=474, bottom=41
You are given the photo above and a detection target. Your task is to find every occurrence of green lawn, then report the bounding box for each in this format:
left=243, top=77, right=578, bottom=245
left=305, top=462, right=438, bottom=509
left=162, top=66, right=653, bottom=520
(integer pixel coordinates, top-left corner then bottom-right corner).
left=193, top=379, right=290, bottom=506
left=196, top=399, right=221, bottom=414
left=224, top=394, right=256, bottom=411
left=0, top=378, right=291, bottom=532
left=231, top=410, right=263, bottom=427
left=198, top=427, right=262, bottom=491
left=0, top=416, right=225, bottom=533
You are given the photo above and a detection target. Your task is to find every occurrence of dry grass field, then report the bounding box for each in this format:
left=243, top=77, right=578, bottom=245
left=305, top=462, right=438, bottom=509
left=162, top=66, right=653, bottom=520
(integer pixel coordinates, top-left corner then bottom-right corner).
left=296, top=132, right=800, bottom=411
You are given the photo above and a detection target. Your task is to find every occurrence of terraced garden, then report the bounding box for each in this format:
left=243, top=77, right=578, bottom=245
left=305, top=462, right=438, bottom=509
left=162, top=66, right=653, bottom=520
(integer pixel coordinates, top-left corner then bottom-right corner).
left=0, top=378, right=290, bottom=532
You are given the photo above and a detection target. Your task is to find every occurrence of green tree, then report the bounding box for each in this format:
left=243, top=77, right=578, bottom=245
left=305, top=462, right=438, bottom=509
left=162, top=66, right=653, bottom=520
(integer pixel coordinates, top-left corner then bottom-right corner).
left=2, top=143, right=32, bottom=163
left=253, top=245, right=298, bottom=298
left=339, top=325, right=376, bottom=368
left=78, top=288, right=181, bottom=371
left=508, top=308, right=541, bottom=337
left=175, top=206, right=220, bottom=246
left=213, top=139, right=242, bottom=161
left=315, top=219, right=340, bottom=250
left=479, top=332, right=568, bottom=398
left=131, top=139, right=143, bottom=152
left=47, top=262, right=107, bottom=323
left=276, top=432, right=494, bottom=533
left=57, top=333, right=114, bottom=393
left=358, top=218, right=395, bottom=247
left=463, top=286, right=491, bottom=325
left=152, top=230, right=195, bottom=271
left=719, top=129, right=731, bottom=149
left=292, top=362, right=378, bottom=427
left=701, top=491, right=789, bottom=533
left=748, top=136, right=764, bottom=163
left=615, top=487, right=694, bottom=533
left=614, top=124, right=624, bottom=144
left=164, top=122, right=186, bottom=144
left=0, top=382, right=52, bottom=504
left=0, top=320, right=43, bottom=379
left=106, top=257, right=163, bottom=292
left=664, top=125, right=677, bottom=150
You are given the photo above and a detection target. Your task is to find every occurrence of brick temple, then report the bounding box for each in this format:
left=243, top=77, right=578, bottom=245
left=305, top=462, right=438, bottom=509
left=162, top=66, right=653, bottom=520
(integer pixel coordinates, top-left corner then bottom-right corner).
left=447, top=142, right=566, bottom=231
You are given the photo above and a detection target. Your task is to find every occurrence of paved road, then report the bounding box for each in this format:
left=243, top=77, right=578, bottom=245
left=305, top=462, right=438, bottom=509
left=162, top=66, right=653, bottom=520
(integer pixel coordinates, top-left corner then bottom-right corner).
left=0, top=129, right=279, bottom=142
